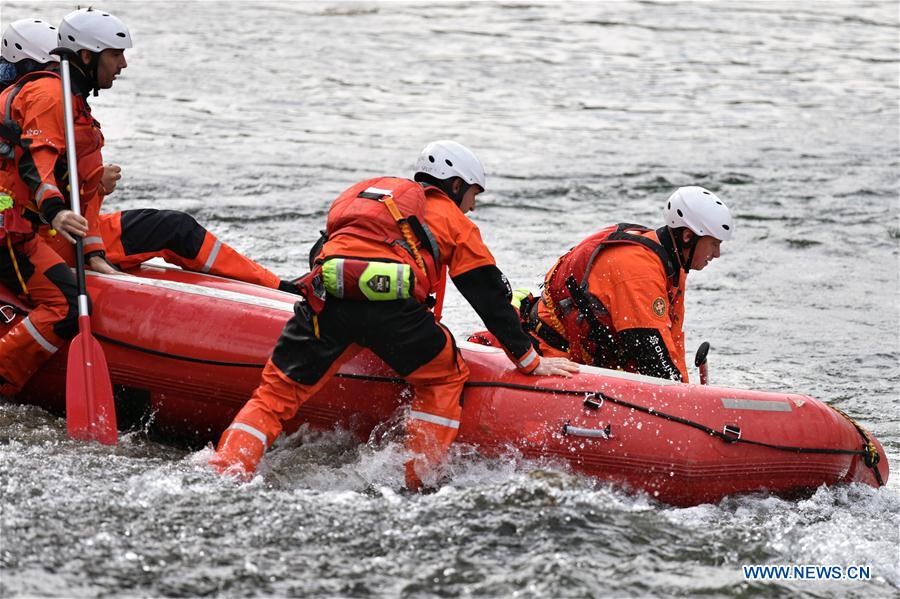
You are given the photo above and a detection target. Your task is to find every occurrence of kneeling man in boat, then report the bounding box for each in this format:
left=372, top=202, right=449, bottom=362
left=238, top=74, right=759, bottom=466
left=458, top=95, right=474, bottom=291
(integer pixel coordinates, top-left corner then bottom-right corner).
left=521, top=186, right=732, bottom=382
left=0, top=11, right=134, bottom=398
left=0, top=15, right=299, bottom=296
left=210, top=140, right=578, bottom=490
left=0, top=12, right=298, bottom=398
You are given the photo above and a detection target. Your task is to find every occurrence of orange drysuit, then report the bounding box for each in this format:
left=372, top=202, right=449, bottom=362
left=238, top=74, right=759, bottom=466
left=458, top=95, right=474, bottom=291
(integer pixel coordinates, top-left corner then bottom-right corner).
left=531, top=224, right=689, bottom=381
left=0, top=70, right=102, bottom=394
left=211, top=178, right=539, bottom=489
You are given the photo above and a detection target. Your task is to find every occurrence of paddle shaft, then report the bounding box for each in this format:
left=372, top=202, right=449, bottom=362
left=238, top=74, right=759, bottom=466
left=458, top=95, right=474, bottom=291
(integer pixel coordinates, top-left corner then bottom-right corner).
left=59, top=56, right=88, bottom=309
left=59, top=53, right=112, bottom=440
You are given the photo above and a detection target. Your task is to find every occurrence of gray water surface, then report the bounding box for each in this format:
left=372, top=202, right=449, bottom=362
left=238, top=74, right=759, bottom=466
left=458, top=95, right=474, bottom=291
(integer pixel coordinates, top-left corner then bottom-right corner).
left=1, top=1, right=898, bottom=597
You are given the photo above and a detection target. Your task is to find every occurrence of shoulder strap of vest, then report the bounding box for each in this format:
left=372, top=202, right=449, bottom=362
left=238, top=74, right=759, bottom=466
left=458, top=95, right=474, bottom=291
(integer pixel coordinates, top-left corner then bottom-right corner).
left=0, top=71, right=59, bottom=147
left=356, top=180, right=440, bottom=269
left=581, top=223, right=677, bottom=286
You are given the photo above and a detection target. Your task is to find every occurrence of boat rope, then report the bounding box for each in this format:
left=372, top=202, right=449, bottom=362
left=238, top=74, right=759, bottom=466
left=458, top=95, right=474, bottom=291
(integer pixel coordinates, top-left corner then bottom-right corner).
left=85, top=333, right=884, bottom=486
left=94, top=333, right=263, bottom=368
left=828, top=404, right=885, bottom=487
left=464, top=381, right=885, bottom=487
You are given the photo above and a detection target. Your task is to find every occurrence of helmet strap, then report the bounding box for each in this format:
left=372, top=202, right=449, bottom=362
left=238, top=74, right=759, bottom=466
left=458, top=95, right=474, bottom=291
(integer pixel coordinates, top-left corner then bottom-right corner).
left=668, top=226, right=698, bottom=274
left=434, top=177, right=467, bottom=206
left=87, top=51, right=101, bottom=97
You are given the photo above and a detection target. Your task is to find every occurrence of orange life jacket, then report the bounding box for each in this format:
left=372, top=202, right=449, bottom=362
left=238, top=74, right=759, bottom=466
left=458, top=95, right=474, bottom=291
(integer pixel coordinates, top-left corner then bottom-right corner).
left=540, top=223, right=679, bottom=365
left=0, top=70, right=104, bottom=244
left=322, top=177, right=441, bottom=303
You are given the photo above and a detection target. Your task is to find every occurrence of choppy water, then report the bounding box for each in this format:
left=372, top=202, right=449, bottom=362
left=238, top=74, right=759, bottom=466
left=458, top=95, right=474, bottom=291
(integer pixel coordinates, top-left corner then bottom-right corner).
left=1, top=1, right=898, bottom=597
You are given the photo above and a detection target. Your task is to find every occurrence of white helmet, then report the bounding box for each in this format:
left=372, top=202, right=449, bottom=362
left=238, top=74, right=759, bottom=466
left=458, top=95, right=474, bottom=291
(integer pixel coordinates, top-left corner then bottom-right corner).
left=2, top=19, right=58, bottom=64
left=59, top=8, right=133, bottom=53
left=665, top=186, right=733, bottom=241
left=414, top=140, right=486, bottom=190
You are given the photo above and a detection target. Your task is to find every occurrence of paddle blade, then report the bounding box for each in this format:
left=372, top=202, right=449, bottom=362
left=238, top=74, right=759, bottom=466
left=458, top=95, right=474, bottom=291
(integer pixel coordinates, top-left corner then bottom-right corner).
left=66, top=331, right=117, bottom=445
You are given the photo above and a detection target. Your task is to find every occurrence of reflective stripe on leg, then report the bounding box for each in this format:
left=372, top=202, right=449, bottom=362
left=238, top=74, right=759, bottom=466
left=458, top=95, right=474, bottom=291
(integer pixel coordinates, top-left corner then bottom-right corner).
left=408, top=410, right=459, bottom=430
left=22, top=316, right=59, bottom=354
left=201, top=239, right=222, bottom=273
left=226, top=422, right=268, bottom=451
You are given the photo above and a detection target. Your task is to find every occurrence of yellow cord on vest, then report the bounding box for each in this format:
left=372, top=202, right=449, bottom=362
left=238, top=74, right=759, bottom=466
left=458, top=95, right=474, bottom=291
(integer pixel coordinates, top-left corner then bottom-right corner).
left=382, top=194, right=426, bottom=273
left=6, top=236, right=28, bottom=296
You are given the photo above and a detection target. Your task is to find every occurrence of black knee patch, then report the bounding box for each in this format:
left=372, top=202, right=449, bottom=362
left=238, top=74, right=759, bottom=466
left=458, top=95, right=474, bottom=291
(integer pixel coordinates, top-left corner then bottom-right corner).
left=120, top=209, right=207, bottom=259
left=44, top=262, right=79, bottom=340
left=0, top=248, right=36, bottom=293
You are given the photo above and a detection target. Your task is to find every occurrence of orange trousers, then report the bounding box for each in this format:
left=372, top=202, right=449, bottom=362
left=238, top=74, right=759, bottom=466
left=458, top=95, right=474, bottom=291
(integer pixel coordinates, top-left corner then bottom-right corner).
left=211, top=297, right=469, bottom=490
left=0, top=236, right=78, bottom=393
left=44, top=209, right=281, bottom=289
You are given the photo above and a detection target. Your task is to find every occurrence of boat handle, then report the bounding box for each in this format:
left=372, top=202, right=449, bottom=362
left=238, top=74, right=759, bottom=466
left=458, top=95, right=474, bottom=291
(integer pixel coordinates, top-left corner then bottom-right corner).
left=563, top=422, right=611, bottom=439
left=583, top=393, right=603, bottom=411
left=723, top=424, right=741, bottom=441
left=0, top=305, right=16, bottom=324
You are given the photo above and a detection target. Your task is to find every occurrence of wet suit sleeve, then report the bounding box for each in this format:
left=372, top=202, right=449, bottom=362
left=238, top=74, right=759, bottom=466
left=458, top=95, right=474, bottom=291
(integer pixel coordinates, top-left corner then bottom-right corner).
left=617, top=328, right=684, bottom=381
left=426, top=192, right=539, bottom=373
left=452, top=265, right=538, bottom=373
left=80, top=191, right=107, bottom=258
left=15, top=81, right=67, bottom=225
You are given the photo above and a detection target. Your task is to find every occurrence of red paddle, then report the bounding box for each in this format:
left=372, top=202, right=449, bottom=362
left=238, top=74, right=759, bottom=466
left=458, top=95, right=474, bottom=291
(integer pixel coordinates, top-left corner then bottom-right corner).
left=57, top=49, right=117, bottom=445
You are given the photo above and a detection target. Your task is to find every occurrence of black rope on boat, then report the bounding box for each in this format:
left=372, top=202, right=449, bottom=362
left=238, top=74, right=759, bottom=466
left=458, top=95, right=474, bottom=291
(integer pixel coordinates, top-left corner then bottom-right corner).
left=94, top=333, right=264, bottom=368
left=89, top=333, right=884, bottom=486
left=465, top=381, right=884, bottom=485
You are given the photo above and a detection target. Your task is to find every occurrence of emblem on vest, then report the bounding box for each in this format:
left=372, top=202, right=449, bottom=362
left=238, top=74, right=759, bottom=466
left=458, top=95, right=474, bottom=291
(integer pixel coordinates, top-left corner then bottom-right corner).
left=652, top=297, right=666, bottom=317
left=367, top=274, right=392, bottom=293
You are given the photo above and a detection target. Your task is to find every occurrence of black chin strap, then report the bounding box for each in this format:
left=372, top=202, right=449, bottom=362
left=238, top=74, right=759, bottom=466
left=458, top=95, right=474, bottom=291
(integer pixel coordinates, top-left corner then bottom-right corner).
left=435, top=178, right=468, bottom=206
left=667, top=226, right=698, bottom=274
left=87, top=51, right=101, bottom=96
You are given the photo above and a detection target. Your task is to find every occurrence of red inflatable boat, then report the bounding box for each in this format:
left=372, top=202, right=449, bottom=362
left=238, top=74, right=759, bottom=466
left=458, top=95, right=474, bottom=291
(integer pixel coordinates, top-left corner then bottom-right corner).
left=1, top=266, right=888, bottom=506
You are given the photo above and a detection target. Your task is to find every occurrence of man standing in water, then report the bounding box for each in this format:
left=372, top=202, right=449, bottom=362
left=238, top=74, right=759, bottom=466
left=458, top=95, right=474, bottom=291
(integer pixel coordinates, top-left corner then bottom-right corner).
left=211, top=140, right=579, bottom=490
left=522, top=186, right=732, bottom=382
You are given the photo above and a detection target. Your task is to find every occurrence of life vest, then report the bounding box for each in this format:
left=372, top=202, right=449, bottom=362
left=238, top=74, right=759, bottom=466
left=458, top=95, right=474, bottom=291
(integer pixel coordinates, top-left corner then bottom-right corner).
left=321, top=177, right=442, bottom=303
left=0, top=70, right=104, bottom=244
left=539, top=223, right=679, bottom=365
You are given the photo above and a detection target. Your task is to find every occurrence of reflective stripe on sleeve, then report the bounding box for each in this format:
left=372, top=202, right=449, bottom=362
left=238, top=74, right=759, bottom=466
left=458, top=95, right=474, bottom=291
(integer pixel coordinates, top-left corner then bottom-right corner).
left=335, top=258, right=345, bottom=298
left=227, top=422, right=268, bottom=450
left=22, top=317, right=59, bottom=354
left=83, top=236, right=103, bottom=246
left=409, top=410, right=460, bottom=430
left=35, top=183, right=61, bottom=206
left=517, top=347, right=538, bottom=369
left=201, top=239, right=222, bottom=273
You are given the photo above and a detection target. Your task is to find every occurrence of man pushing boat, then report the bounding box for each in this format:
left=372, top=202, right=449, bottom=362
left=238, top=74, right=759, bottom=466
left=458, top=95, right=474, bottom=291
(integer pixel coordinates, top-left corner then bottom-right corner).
left=0, top=10, right=299, bottom=397
left=210, top=141, right=579, bottom=491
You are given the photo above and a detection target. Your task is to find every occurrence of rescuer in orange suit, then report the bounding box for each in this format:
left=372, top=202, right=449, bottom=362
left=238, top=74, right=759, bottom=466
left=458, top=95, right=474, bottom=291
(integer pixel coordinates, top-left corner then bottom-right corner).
left=523, top=186, right=733, bottom=382
left=0, top=11, right=134, bottom=397
left=0, top=16, right=298, bottom=293
left=210, top=140, right=579, bottom=490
